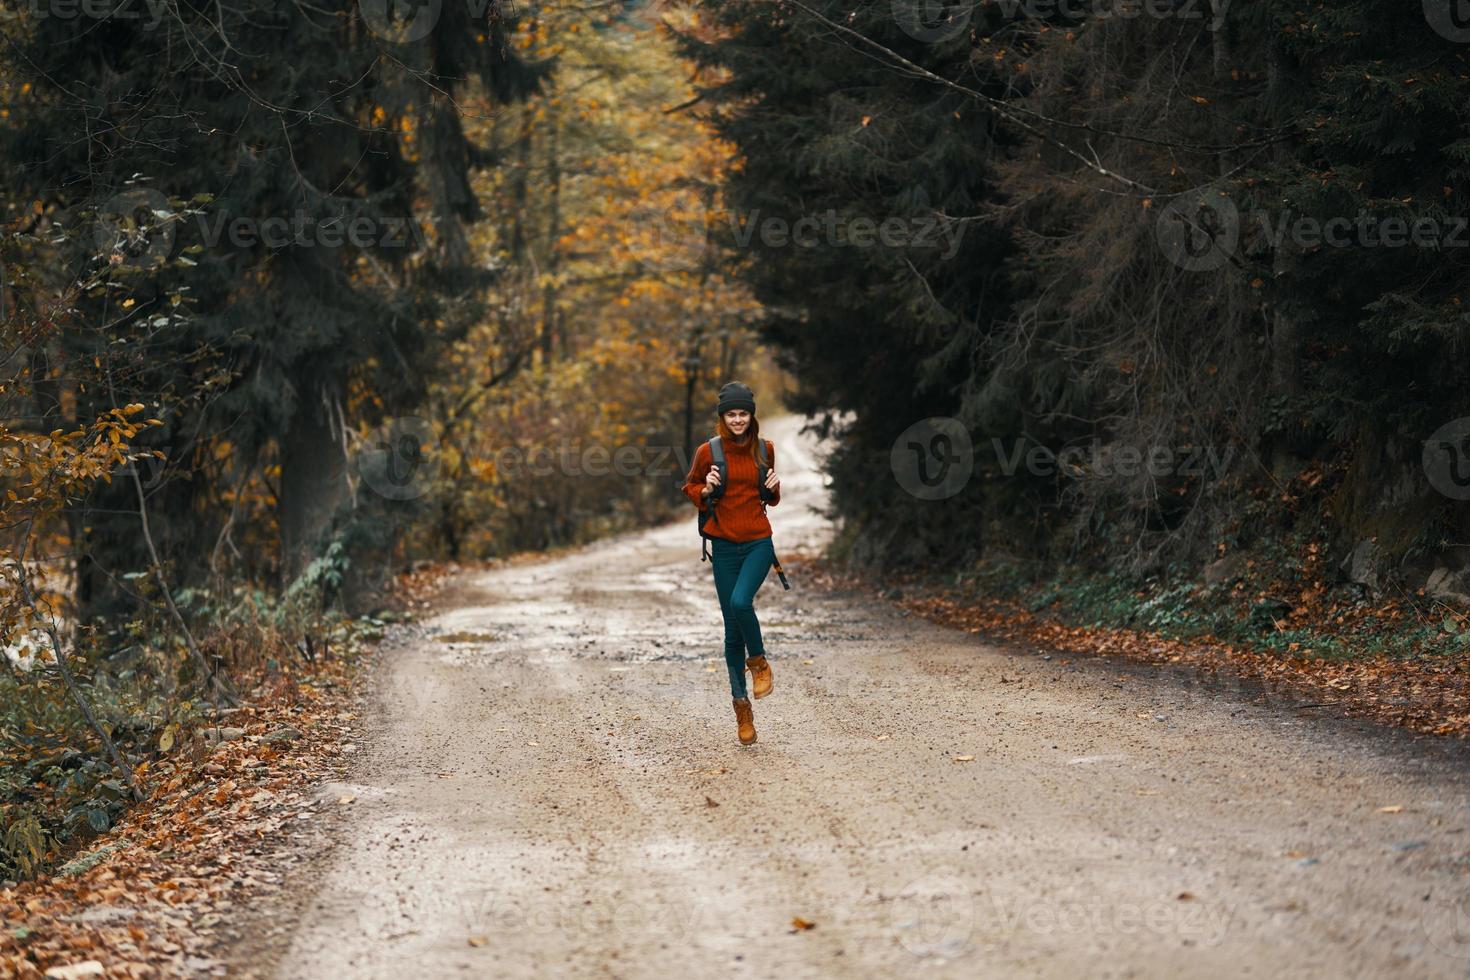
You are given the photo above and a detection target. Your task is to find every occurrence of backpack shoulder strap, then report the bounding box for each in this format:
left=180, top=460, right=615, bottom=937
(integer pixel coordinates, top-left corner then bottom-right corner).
left=699, top=437, right=726, bottom=561
left=708, top=436, right=725, bottom=496
left=756, top=438, right=775, bottom=503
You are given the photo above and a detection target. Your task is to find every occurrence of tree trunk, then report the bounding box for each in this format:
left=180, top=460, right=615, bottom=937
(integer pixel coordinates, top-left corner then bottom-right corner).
left=541, top=117, right=562, bottom=361
left=278, top=390, right=345, bottom=585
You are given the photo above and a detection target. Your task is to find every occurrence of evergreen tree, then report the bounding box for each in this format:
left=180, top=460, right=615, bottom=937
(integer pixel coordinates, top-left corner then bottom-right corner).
left=2, top=0, right=543, bottom=613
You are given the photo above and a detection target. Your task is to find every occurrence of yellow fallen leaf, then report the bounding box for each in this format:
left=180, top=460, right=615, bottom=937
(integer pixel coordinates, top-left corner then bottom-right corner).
left=467, top=936, right=488, bottom=947
left=953, top=755, right=975, bottom=762
left=875, top=734, right=890, bottom=741
left=337, top=795, right=356, bottom=805
left=802, top=659, right=814, bottom=665
left=791, top=917, right=816, bottom=930
left=1378, top=805, right=1404, bottom=813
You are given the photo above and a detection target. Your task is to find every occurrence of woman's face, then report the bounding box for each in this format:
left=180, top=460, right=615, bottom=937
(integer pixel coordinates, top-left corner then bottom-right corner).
left=723, top=409, right=751, bottom=437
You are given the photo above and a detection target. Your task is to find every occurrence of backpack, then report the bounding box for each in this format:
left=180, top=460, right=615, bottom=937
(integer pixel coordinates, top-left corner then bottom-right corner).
left=697, top=436, right=790, bottom=589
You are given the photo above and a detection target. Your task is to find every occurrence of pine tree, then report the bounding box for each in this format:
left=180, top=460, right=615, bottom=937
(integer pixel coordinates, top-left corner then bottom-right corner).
left=2, top=0, right=544, bottom=612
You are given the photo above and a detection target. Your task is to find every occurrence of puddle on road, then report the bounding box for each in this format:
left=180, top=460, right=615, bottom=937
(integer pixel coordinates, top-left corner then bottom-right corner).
left=436, top=631, right=499, bottom=645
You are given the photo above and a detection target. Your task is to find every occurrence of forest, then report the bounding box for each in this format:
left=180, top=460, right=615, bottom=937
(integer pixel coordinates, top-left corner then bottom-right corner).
left=3, top=0, right=1470, bottom=975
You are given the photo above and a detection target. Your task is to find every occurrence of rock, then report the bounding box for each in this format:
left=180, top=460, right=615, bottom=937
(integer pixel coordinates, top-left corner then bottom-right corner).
left=1424, top=566, right=1470, bottom=607
left=1204, top=554, right=1245, bottom=586
left=44, top=961, right=105, bottom=980
left=259, top=725, right=302, bottom=745
left=1340, top=539, right=1382, bottom=592
left=202, top=726, right=247, bottom=744
left=58, top=840, right=130, bottom=878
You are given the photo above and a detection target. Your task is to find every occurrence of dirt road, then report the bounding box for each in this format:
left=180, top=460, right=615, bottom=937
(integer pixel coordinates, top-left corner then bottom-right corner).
left=270, top=415, right=1470, bottom=978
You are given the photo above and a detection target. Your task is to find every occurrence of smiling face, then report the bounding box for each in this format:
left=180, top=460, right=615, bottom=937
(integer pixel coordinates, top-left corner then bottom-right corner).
left=722, top=408, right=752, bottom=438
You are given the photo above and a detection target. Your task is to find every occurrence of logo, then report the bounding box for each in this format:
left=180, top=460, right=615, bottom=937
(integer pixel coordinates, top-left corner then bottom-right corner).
left=890, top=872, right=974, bottom=957
left=94, top=188, right=175, bottom=271
left=1156, top=188, right=1239, bottom=272
left=891, top=417, right=973, bottom=500
left=1424, top=417, right=1470, bottom=501
left=360, top=0, right=442, bottom=42
left=356, top=416, right=441, bottom=500
left=893, top=0, right=972, bottom=42
left=1423, top=888, right=1470, bottom=959
left=627, top=195, right=708, bottom=273
left=1425, top=0, right=1470, bottom=42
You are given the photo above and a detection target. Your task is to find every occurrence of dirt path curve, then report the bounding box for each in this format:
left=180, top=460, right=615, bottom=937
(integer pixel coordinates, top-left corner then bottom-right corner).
left=272, top=414, right=1470, bottom=979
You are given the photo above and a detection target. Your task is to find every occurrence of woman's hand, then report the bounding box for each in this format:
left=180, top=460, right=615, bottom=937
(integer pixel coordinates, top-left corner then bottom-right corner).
left=704, top=467, right=721, bottom=497
left=764, top=471, right=779, bottom=495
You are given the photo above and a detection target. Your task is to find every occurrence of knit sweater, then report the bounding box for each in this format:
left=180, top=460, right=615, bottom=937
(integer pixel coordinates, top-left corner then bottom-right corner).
left=683, top=436, right=780, bottom=542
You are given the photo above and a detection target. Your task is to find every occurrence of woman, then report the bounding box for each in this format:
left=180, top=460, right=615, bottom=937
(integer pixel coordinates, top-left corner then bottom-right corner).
left=682, top=381, right=781, bottom=745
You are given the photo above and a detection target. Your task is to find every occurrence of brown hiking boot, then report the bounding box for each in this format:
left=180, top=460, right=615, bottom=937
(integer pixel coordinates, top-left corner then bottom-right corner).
left=746, top=655, right=773, bottom=699
left=733, top=697, right=757, bottom=745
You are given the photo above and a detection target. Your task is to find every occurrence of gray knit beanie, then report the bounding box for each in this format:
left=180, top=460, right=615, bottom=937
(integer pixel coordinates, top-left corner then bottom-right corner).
left=716, top=381, right=756, bottom=415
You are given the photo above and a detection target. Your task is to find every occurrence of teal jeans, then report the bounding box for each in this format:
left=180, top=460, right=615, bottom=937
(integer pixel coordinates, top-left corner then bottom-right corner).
left=709, top=535, right=775, bottom=699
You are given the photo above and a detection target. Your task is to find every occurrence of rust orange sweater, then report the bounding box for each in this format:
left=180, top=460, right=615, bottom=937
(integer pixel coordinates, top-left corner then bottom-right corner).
left=683, top=436, right=780, bottom=542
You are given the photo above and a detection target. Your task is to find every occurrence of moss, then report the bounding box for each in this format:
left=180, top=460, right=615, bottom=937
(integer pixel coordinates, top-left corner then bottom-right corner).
left=57, top=839, right=130, bottom=878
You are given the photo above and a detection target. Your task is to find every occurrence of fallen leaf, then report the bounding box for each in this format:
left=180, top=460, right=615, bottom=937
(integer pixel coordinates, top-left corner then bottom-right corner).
left=705, top=796, right=719, bottom=808
left=952, top=755, right=975, bottom=762
left=1177, top=892, right=1195, bottom=901
left=791, top=917, right=816, bottom=931
left=1378, top=805, right=1404, bottom=813
left=337, top=795, right=356, bottom=805
left=44, top=963, right=105, bottom=980
left=875, top=734, right=890, bottom=741
left=468, top=936, right=488, bottom=947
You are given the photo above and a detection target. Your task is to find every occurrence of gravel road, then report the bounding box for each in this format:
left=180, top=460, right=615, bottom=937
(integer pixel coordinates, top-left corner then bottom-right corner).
left=272, top=414, right=1470, bottom=979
